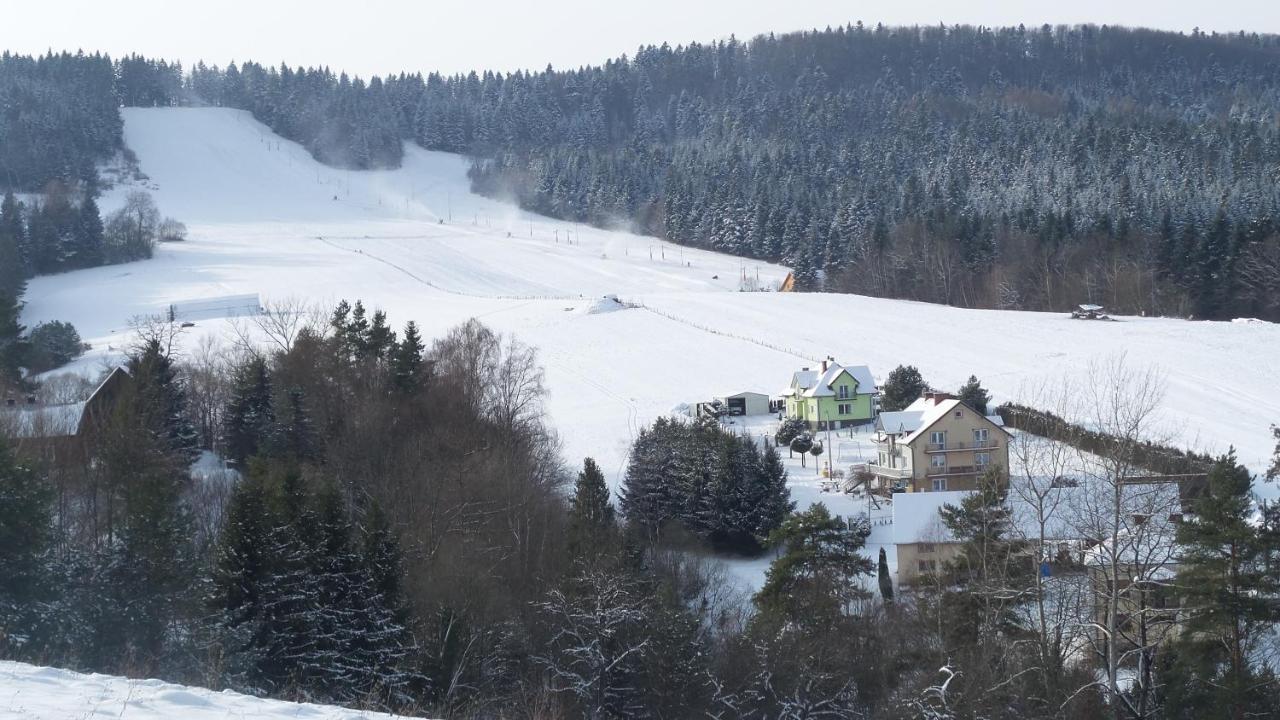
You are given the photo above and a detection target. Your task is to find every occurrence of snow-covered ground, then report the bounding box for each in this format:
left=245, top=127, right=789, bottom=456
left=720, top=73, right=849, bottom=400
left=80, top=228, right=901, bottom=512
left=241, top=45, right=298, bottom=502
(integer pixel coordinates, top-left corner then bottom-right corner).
left=21, top=107, right=1280, bottom=580
left=0, top=661, right=424, bottom=720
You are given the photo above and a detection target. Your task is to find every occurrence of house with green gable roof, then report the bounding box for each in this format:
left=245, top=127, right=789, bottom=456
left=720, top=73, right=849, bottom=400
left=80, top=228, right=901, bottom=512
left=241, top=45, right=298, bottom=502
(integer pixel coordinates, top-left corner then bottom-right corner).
left=780, top=359, right=877, bottom=430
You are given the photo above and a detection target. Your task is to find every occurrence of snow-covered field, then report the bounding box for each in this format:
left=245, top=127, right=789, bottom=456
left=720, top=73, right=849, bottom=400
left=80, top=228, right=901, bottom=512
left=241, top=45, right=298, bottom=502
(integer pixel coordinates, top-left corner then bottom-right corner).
left=0, top=661, right=423, bottom=720
left=23, top=106, right=1280, bottom=507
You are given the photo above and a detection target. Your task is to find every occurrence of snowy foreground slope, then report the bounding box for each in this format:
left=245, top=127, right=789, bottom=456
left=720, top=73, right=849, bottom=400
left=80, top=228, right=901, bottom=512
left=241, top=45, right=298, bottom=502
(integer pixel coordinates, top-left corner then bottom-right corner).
left=23, top=107, right=1280, bottom=493
left=0, top=661, right=423, bottom=720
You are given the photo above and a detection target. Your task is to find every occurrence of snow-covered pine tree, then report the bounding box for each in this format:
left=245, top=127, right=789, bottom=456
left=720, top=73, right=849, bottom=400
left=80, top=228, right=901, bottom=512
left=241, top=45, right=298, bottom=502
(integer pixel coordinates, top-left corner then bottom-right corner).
left=129, top=337, right=200, bottom=460
left=0, top=438, right=55, bottom=659
left=222, top=356, right=275, bottom=464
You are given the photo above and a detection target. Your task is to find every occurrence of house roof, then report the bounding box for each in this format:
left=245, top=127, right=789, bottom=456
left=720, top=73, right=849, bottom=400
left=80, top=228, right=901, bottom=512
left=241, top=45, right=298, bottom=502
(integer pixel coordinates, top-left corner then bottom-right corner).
left=801, top=363, right=876, bottom=398
left=780, top=369, right=820, bottom=397
left=1, top=401, right=88, bottom=438
left=877, top=398, right=1009, bottom=445
left=1, top=366, right=130, bottom=440
left=877, top=410, right=927, bottom=435
left=893, top=485, right=1096, bottom=545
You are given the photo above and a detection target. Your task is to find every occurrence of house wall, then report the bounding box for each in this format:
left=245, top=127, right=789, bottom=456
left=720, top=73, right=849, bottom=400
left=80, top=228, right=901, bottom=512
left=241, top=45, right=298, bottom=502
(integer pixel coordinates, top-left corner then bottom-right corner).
left=905, top=407, right=1009, bottom=492
left=896, top=542, right=964, bottom=586
left=804, top=393, right=874, bottom=429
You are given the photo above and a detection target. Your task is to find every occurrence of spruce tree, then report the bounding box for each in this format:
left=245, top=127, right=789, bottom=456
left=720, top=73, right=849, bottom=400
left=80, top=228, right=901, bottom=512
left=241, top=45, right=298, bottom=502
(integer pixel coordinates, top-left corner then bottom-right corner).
left=209, top=469, right=276, bottom=691
left=0, top=438, right=54, bottom=658
left=956, top=374, right=991, bottom=414
left=391, top=321, right=425, bottom=393
left=568, top=457, right=617, bottom=559
left=223, top=356, right=275, bottom=464
left=272, top=386, right=317, bottom=461
left=365, top=309, right=396, bottom=360
left=1164, top=452, right=1280, bottom=719
left=72, top=196, right=105, bottom=269
left=129, top=338, right=200, bottom=460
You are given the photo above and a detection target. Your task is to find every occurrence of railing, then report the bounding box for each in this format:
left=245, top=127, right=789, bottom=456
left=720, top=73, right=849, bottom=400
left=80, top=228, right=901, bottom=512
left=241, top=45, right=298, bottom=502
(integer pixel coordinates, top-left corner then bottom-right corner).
left=926, top=464, right=988, bottom=476
left=852, top=462, right=912, bottom=480
left=925, top=439, right=1000, bottom=453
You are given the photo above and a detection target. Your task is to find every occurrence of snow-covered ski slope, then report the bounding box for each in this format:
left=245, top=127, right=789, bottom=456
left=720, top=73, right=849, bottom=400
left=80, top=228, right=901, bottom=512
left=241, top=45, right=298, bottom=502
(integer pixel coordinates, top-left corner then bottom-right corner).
left=0, top=660, right=424, bottom=719
left=22, top=107, right=1280, bottom=487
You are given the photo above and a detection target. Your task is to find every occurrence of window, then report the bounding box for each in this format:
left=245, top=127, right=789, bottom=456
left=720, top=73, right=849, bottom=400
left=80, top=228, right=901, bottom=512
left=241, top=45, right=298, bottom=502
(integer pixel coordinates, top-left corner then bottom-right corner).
left=973, top=428, right=989, bottom=445
left=920, top=543, right=935, bottom=553
left=930, top=430, right=946, bottom=448
left=838, top=403, right=851, bottom=415
left=930, top=454, right=946, bottom=468
left=838, top=384, right=850, bottom=399
left=975, top=452, right=991, bottom=467
left=932, top=477, right=947, bottom=491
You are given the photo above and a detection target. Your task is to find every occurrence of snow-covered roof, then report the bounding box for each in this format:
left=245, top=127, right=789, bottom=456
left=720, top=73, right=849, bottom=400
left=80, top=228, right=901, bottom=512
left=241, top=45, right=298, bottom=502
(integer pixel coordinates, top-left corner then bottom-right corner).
left=780, top=368, right=819, bottom=397
left=893, top=490, right=970, bottom=545
left=893, top=398, right=1010, bottom=445
left=893, top=485, right=1093, bottom=545
left=1, top=366, right=129, bottom=440
left=716, top=391, right=770, bottom=400
left=877, top=410, right=926, bottom=435
left=1, top=402, right=87, bottom=438
left=798, top=363, right=877, bottom=398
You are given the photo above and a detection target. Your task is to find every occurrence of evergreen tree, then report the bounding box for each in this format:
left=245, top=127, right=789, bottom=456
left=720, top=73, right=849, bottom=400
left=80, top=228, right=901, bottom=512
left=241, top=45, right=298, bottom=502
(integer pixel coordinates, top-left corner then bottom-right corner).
left=391, top=321, right=425, bottom=393
left=877, top=547, right=894, bottom=603
left=365, top=310, right=396, bottom=360
left=956, top=374, right=991, bottom=414
left=568, top=457, right=617, bottom=560
left=1163, top=452, right=1280, bottom=720
left=881, top=365, right=927, bottom=411
left=129, top=338, right=200, bottom=460
left=208, top=469, right=276, bottom=692
left=0, top=438, right=55, bottom=659
left=72, top=195, right=106, bottom=269
left=272, top=386, right=317, bottom=461
left=222, top=356, right=275, bottom=464
left=0, top=192, right=25, bottom=294
left=753, top=503, right=872, bottom=622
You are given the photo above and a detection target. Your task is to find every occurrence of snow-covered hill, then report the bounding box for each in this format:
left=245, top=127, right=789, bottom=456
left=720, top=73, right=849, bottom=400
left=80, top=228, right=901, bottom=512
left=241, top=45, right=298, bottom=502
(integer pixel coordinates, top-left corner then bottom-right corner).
left=22, top=107, right=1280, bottom=494
left=0, top=661, right=422, bottom=720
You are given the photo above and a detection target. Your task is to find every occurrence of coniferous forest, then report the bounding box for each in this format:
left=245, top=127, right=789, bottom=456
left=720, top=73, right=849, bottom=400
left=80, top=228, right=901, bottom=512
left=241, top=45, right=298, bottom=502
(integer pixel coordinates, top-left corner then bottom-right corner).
left=6, top=25, right=1280, bottom=319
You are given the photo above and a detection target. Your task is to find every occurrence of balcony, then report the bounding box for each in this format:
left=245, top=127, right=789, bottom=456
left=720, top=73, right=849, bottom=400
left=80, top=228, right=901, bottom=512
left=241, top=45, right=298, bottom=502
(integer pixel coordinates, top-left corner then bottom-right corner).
left=926, top=464, right=994, bottom=477
left=925, top=439, right=1000, bottom=453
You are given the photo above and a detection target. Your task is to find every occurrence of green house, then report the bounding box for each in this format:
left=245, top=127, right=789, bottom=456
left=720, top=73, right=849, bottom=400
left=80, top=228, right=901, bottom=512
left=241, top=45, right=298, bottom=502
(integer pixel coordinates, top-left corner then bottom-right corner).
left=781, top=360, right=877, bottom=430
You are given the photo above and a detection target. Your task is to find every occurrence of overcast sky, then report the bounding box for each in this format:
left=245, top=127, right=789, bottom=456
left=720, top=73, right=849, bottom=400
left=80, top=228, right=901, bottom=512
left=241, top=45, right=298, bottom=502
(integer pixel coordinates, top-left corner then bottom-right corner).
left=4, top=0, right=1279, bottom=78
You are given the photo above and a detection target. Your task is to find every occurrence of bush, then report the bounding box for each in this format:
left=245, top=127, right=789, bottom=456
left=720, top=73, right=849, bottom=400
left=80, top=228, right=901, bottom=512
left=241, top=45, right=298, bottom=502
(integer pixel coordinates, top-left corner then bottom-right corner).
left=158, top=217, right=187, bottom=242
left=104, top=191, right=160, bottom=262
left=25, top=321, right=89, bottom=374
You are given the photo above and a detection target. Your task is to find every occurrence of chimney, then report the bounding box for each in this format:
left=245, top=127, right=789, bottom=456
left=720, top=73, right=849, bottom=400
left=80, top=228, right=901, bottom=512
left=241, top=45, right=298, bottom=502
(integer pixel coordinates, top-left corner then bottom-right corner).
left=821, top=359, right=828, bottom=372
left=923, top=391, right=955, bottom=406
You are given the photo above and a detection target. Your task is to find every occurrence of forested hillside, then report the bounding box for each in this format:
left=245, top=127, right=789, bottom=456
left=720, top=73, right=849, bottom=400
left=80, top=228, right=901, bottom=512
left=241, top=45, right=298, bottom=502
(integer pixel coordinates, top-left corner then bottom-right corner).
left=6, top=25, right=1280, bottom=319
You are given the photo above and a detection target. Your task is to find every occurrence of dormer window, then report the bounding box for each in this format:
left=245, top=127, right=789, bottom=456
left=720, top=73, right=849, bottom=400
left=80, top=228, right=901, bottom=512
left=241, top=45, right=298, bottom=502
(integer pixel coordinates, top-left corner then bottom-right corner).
left=838, top=384, right=850, bottom=399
